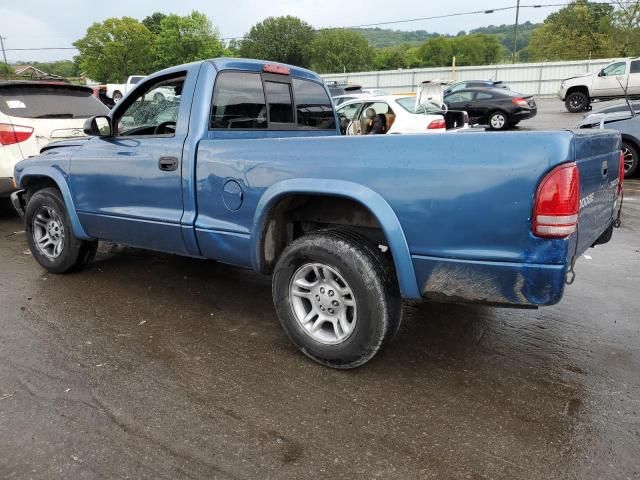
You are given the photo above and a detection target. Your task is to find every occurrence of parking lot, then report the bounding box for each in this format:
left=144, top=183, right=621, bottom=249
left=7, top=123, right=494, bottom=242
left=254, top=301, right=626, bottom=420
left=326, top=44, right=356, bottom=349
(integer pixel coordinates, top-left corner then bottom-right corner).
left=1, top=99, right=639, bottom=479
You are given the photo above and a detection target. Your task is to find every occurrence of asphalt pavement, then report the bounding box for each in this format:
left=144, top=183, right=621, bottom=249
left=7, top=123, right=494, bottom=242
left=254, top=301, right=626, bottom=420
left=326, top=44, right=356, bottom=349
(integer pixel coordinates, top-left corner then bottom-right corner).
left=1, top=100, right=639, bottom=479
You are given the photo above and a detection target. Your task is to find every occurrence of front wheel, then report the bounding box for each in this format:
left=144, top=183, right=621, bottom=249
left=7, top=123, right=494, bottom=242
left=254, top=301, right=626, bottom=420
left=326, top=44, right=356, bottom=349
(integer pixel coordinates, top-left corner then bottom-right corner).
left=272, top=229, right=402, bottom=369
left=622, top=141, right=638, bottom=178
left=565, top=92, right=589, bottom=113
left=488, top=111, right=509, bottom=130
left=25, top=188, right=98, bottom=273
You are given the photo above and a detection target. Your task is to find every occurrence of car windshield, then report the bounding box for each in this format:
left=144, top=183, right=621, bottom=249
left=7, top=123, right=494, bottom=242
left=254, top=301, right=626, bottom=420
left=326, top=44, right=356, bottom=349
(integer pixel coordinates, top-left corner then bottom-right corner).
left=395, top=97, right=442, bottom=114
left=0, top=85, right=108, bottom=119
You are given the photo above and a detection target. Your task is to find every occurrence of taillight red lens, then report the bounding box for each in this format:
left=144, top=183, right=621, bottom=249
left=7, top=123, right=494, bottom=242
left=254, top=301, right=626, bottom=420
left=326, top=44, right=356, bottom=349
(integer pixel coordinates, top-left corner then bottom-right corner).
left=0, top=123, right=34, bottom=146
left=512, top=97, right=529, bottom=108
left=427, top=119, right=446, bottom=129
left=618, top=150, right=625, bottom=195
left=532, top=162, right=580, bottom=238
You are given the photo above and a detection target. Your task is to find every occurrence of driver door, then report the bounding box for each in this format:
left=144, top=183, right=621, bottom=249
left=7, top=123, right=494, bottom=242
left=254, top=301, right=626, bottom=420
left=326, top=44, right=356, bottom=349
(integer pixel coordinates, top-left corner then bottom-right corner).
left=592, top=61, right=628, bottom=97
left=69, top=72, right=190, bottom=254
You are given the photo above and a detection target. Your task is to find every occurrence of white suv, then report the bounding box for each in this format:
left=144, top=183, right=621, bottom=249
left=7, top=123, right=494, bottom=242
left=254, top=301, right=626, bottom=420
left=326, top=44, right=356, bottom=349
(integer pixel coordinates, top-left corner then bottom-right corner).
left=559, top=58, right=640, bottom=112
left=0, top=82, right=108, bottom=208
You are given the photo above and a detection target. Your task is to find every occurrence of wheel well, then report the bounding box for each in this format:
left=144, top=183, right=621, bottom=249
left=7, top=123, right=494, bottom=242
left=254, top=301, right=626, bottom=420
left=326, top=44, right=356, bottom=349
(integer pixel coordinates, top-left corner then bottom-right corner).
left=258, top=195, right=388, bottom=274
left=566, top=86, right=589, bottom=98
left=22, top=176, right=59, bottom=198
left=621, top=135, right=638, bottom=151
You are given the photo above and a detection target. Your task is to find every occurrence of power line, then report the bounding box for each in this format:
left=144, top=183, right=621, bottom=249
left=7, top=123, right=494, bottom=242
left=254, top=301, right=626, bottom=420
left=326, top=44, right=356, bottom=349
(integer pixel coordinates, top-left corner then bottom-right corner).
left=3, top=0, right=638, bottom=51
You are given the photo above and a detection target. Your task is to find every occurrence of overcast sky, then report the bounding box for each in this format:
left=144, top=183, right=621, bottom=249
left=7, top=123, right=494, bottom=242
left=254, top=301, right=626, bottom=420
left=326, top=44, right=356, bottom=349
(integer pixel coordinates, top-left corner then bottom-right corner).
left=1, top=0, right=558, bottom=63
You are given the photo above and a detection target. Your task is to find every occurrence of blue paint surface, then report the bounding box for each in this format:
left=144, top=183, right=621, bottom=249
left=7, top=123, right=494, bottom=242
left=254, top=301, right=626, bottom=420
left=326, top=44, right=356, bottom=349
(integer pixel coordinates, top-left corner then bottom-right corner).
left=14, top=59, right=621, bottom=305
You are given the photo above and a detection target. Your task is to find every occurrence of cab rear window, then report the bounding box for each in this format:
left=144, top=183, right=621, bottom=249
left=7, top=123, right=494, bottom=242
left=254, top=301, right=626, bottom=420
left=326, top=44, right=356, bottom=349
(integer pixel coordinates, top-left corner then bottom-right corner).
left=293, top=78, right=335, bottom=130
left=0, top=85, right=108, bottom=119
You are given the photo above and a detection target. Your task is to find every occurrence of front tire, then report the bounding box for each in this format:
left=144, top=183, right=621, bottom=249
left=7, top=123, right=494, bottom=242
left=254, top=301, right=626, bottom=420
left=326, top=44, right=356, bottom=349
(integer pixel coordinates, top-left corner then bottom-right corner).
left=488, top=111, right=509, bottom=130
left=25, top=188, right=98, bottom=273
left=565, top=91, right=589, bottom=113
left=272, top=229, right=402, bottom=369
left=622, top=141, right=638, bottom=178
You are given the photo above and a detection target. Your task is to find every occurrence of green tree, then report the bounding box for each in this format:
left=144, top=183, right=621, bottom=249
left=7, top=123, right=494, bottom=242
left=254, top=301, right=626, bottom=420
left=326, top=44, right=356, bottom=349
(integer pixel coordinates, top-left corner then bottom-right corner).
left=611, top=0, right=640, bottom=56
left=309, top=29, right=373, bottom=73
left=73, top=17, right=154, bottom=83
left=32, top=60, right=78, bottom=78
left=0, top=63, right=12, bottom=75
left=152, top=11, right=224, bottom=70
left=415, top=36, right=453, bottom=67
left=142, top=12, right=167, bottom=35
left=238, top=16, right=314, bottom=67
left=528, top=0, right=615, bottom=61
left=373, top=44, right=411, bottom=70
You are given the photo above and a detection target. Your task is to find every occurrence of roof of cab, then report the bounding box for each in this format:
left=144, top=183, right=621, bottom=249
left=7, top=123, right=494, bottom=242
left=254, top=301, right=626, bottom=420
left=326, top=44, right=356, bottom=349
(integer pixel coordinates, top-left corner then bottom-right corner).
left=209, top=58, right=322, bottom=82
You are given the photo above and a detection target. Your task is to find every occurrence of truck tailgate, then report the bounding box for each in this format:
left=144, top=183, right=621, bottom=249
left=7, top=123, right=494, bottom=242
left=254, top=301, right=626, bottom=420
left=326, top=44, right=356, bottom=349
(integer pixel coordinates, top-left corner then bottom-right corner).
left=572, top=129, right=621, bottom=254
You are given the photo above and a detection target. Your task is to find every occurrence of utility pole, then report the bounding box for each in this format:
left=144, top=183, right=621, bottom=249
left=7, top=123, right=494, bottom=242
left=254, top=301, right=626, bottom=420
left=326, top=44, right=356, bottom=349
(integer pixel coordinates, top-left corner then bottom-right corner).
left=0, top=35, right=7, bottom=66
left=512, top=0, right=521, bottom=64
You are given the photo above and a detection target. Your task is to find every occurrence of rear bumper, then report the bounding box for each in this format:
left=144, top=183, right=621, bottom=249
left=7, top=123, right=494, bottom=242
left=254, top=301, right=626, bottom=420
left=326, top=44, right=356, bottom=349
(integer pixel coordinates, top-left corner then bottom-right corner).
left=0, top=177, right=17, bottom=197
left=413, top=254, right=567, bottom=307
left=512, top=109, right=537, bottom=122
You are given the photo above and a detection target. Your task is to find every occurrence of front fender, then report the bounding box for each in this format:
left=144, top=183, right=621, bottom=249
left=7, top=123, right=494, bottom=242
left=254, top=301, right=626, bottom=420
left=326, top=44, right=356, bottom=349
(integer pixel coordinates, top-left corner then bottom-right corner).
left=16, top=165, right=92, bottom=241
left=251, top=179, right=421, bottom=299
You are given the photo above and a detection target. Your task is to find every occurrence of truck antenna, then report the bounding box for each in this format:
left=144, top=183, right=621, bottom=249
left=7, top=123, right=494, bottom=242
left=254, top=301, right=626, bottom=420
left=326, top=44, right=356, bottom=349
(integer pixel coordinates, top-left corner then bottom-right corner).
left=616, top=76, right=636, bottom=118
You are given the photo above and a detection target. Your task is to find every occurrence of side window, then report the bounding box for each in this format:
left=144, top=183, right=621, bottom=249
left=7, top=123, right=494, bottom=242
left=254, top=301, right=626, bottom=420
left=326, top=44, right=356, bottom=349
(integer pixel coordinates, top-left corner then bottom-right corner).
left=476, top=92, right=493, bottom=100
left=117, top=75, right=185, bottom=136
left=337, top=103, right=360, bottom=121
left=210, top=72, right=267, bottom=129
left=630, top=60, right=640, bottom=74
left=446, top=91, right=474, bottom=103
left=603, top=62, right=626, bottom=76
left=265, top=81, right=294, bottom=124
left=293, top=78, right=336, bottom=130
left=450, top=83, right=465, bottom=92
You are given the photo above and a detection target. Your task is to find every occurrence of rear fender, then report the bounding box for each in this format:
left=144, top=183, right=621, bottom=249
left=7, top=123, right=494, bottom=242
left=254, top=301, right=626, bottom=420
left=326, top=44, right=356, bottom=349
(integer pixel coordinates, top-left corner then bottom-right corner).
left=17, top=166, right=91, bottom=240
left=251, top=179, right=421, bottom=299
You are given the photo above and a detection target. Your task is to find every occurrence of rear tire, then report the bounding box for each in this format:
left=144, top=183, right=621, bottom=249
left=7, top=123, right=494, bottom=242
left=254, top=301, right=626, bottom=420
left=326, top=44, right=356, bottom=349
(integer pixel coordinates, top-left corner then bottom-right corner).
left=272, top=229, right=402, bottom=369
left=488, top=111, right=509, bottom=130
left=565, top=92, right=589, bottom=113
left=622, top=141, right=638, bottom=178
left=25, top=188, right=98, bottom=273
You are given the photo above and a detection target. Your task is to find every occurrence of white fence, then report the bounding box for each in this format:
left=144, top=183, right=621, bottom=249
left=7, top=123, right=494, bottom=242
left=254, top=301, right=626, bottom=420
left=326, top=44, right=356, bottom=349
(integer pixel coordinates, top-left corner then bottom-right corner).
left=321, top=59, right=618, bottom=96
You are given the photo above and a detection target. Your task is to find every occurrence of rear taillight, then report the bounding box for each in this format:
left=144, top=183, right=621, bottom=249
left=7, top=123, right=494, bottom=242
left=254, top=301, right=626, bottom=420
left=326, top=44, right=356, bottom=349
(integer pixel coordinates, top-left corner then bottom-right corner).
left=512, top=97, right=529, bottom=108
left=532, top=162, right=580, bottom=238
left=427, top=119, right=446, bottom=130
left=0, top=123, right=34, bottom=146
left=618, top=150, right=625, bottom=195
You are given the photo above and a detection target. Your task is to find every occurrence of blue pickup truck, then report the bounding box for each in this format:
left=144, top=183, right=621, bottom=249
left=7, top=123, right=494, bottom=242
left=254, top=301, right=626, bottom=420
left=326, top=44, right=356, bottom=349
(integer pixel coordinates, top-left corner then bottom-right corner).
left=11, top=59, right=623, bottom=368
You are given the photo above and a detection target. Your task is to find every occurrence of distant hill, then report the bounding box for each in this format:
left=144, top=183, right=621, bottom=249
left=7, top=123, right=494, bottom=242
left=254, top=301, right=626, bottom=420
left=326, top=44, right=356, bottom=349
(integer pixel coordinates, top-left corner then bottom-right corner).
left=351, top=22, right=541, bottom=53
left=350, top=28, right=439, bottom=48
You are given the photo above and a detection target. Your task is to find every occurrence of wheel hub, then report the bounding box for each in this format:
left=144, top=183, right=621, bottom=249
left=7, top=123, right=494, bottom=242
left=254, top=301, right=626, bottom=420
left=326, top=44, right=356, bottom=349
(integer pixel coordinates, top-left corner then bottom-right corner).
left=32, top=206, right=65, bottom=259
left=622, top=147, right=634, bottom=173
left=289, top=263, right=357, bottom=345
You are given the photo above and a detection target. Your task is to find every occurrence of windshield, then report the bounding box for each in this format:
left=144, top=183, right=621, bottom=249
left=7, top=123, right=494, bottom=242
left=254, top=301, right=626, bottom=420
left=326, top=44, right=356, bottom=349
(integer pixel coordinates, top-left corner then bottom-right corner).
left=0, top=85, right=108, bottom=119
left=395, top=97, right=442, bottom=114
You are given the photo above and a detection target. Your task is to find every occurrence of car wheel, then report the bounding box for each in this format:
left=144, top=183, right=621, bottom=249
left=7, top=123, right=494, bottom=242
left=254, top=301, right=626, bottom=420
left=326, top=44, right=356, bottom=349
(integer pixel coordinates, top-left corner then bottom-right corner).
left=272, top=229, right=402, bottom=369
left=565, top=92, right=589, bottom=113
left=621, top=141, right=638, bottom=178
left=488, top=111, right=508, bottom=130
left=112, top=91, right=123, bottom=102
left=25, top=188, right=98, bottom=273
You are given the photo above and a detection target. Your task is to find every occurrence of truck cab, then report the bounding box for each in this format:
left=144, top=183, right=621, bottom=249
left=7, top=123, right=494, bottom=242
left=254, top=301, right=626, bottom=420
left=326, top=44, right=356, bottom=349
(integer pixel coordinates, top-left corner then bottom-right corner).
left=559, top=58, right=640, bottom=112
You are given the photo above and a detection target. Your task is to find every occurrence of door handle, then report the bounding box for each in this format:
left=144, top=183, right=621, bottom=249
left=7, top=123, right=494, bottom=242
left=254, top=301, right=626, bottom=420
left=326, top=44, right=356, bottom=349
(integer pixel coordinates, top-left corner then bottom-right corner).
left=159, top=156, right=178, bottom=171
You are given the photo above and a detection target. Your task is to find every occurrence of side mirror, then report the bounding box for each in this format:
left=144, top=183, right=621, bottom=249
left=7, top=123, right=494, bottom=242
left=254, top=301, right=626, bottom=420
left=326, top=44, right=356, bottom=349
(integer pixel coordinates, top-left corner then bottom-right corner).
left=83, top=116, right=112, bottom=137
left=598, top=69, right=605, bottom=77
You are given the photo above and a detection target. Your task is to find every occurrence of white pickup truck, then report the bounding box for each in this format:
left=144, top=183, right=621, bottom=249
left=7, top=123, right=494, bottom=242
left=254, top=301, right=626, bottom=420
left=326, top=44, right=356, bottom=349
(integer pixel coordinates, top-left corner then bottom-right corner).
left=559, top=57, right=640, bottom=112
left=104, top=75, right=146, bottom=103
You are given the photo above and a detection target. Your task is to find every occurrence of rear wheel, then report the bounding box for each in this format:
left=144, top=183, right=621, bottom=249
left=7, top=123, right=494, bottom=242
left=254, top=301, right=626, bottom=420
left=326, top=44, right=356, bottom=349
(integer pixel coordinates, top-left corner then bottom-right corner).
left=565, top=91, right=589, bottom=113
left=272, top=229, right=402, bottom=369
left=25, top=188, right=98, bottom=273
left=488, top=111, right=509, bottom=130
left=622, top=141, right=638, bottom=177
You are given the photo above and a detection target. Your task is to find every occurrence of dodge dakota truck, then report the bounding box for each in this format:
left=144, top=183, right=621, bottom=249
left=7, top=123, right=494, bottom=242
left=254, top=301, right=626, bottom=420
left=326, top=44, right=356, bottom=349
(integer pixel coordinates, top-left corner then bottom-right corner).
left=11, top=59, right=623, bottom=369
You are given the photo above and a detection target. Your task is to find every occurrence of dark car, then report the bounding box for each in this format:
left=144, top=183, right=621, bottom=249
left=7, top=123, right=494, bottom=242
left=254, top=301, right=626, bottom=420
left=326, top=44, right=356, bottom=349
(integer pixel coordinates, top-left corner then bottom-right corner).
left=587, top=101, right=640, bottom=117
left=577, top=110, right=639, bottom=177
left=325, top=81, right=362, bottom=97
left=444, top=87, right=537, bottom=130
left=443, top=80, right=509, bottom=96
